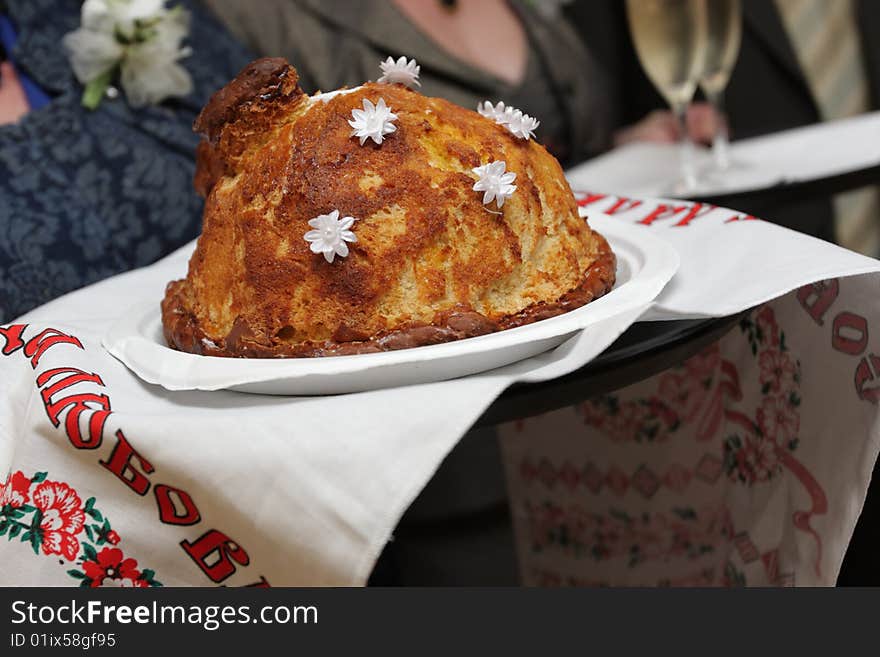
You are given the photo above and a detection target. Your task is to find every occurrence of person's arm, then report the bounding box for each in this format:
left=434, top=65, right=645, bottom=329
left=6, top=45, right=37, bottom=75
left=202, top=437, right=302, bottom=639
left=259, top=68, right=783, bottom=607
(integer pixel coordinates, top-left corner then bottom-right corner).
left=0, top=61, right=28, bottom=125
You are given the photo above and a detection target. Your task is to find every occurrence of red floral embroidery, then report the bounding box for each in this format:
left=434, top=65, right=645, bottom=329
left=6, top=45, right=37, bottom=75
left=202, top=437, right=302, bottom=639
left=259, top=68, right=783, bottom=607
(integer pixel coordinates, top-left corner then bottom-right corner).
left=549, top=304, right=821, bottom=583
left=82, top=548, right=148, bottom=588
left=32, top=481, right=85, bottom=562
left=526, top=501, right=733, bottom=566
left=605, top=403, right=647, bottom=440
left=579, top=343, right=719, bottom=443
left=578, top=400, right=608, bottom=429
left=685, top=343, right=721, bottom=380
left=530, top=566, right=718, bottom=587
left=722, top=562, right=747, bottom=587
left=0, top=471, right=31, bottom=509
left=758, top=349, right=796, bottom=394
left=580, top=397, right=678, bottom=443
left=757, top=395, right=800, bottom=444
left=659, top=371, right=706, bottom=422
left=0, top=470, right=162, bottom=586
left=751, top=436, right=778, bottom=481
left=729, top=433, right=780, bottom=485
left=755, top=306, right=779, bottom=347
left=725, top=307, right=802, bottom=485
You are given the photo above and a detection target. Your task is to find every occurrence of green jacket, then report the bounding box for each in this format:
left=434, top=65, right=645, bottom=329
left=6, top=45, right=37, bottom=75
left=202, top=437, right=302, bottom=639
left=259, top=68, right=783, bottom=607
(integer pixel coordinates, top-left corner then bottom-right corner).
left=203, top=0, right=612, bottom=165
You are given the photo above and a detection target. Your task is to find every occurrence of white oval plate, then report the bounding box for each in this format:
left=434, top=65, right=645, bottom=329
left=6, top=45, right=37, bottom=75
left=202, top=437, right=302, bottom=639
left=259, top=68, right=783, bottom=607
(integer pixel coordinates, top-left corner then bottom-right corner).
left=103, top=213, right=679, bottom=395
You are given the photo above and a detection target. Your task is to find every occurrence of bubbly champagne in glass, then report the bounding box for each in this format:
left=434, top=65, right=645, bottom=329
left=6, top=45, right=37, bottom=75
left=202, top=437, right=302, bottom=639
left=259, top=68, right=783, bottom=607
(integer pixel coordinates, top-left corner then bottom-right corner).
left=699, top=0, right=742, bottom=171
left=626, top=0, right=709, bottom=193
left=701, top=0, right=741, bottom=95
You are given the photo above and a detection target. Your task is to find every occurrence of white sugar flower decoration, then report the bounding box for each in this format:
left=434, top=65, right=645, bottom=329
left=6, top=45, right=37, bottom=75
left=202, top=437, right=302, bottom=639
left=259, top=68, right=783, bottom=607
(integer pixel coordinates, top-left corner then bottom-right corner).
left=377, top=56, right=421, bottom=88
left=504, top=109, right=540, bottom=140
left=472, top=161, right=517, bottom=209
left=477, top=100, right=509, bottom=122
left=348, top=98, right=398, bottom=145
left=304, top=210, right=358, bottom=263
left=63, top=0, right=193, bottom=110
left=477, top=101, right=540, bottom=140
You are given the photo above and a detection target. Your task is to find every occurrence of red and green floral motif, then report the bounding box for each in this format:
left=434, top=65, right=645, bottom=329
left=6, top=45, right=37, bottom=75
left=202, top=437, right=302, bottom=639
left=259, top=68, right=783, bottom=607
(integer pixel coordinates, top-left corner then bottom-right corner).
left=578, top=344, right=720, bottom=443
left=513, top=302, right=825, bottom=583
left=0, top=470, right=161, bottom=587
left=722, top=561, right=747, bottom=587
left=723, top=309, right=802, bottom=485
left=525, top=501, right=733, bottom=567
left=72, top=546, right=159, bottom=588
left=531, top=566, right=717, bottom=587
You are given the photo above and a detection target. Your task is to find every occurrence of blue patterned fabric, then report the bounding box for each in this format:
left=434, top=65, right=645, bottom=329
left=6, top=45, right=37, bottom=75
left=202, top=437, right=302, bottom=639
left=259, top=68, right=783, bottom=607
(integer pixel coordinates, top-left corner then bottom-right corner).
left=0, top=0, right=252, bottom=322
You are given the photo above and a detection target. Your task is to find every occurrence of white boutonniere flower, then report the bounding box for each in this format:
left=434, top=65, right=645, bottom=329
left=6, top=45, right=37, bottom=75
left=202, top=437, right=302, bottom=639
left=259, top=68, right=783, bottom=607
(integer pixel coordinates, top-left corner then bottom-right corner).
left=62, top=0, right=193, bottom=110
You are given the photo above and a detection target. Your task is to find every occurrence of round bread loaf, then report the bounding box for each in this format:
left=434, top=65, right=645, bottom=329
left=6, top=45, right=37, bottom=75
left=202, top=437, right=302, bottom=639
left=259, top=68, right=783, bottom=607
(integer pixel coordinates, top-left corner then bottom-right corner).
left=162, top=58, right=615, bottom=358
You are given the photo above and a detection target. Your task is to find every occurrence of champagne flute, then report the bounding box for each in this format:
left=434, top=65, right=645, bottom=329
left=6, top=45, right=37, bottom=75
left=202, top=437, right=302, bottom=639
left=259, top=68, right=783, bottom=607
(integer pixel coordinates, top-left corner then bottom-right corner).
left=625, top=0, right=709, bottom=194
left=699, top=0, right=742, bottom=172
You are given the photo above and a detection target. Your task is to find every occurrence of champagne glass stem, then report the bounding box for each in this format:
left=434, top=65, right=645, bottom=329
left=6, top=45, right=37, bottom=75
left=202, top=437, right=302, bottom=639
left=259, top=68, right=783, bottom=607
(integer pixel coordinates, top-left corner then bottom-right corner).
left=673, top=101, right=698, bottom=192
left=706, top=88, right=730, bottom=171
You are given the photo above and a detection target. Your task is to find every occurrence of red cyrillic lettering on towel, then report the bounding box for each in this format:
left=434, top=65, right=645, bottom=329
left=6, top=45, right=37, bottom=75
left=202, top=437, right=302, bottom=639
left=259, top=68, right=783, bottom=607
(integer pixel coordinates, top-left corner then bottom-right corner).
left=38, top=367, right=110, bottom=449
left=0, top=324, right=26, bottom=355
left=155, top=484, right=201, bottom=526
left=180, top=530, right=251, bottom=583
left=100, top=429, right=155, bottom=495
left=832, top=312, right=869, bottom=356
left=23, top=328, right=83, bottom=368
left=796, top=279, right=840, bottom=325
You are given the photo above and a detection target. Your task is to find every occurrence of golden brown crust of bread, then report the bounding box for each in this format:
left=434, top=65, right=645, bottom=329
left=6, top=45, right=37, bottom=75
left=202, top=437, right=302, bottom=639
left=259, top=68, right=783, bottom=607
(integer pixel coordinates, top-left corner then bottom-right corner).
left=192, top=58, right=307, bottom=197
left=193, top=140, right=226, bottom=198
left=164, top=60, right=616, bottom=359
left=193, top=57, right=296, bottom=144
left=162, top=243, right=615, bottom=358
